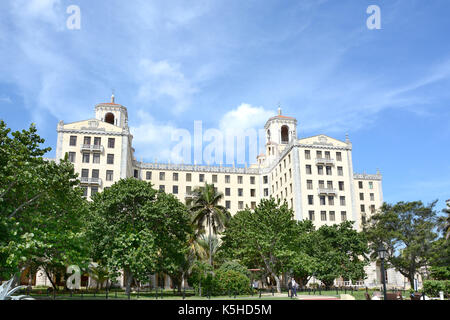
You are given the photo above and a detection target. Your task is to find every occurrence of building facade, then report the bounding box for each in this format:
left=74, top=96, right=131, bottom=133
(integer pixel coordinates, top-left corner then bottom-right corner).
left=40, top=96, right=409, bottom=289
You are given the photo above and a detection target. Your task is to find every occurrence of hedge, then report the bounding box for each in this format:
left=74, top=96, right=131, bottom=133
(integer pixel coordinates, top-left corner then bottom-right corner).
left=423, top=280, right=449, bottom=297
left=212, top=269, right=251, bottom=296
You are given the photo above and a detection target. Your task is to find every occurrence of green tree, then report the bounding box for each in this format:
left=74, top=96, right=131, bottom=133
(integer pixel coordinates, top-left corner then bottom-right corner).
left=188, top=183, right=230, bottom=266
left=365, top=201, right=439, bottom=287
left=312, top=221, right=369, bottom=288
left=289, top=220, right=318, bottom=287
left=0, top=121, right=89, bottom=287
left=88, top=178, right=191, bottom=294
left=220, top=198, right=295, bottom=293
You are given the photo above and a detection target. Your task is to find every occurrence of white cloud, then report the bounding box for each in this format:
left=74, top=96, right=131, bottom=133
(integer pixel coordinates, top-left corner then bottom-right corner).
left=219, top=103, right=273, bottom=132
left=136, top=59, right=197, bottom=114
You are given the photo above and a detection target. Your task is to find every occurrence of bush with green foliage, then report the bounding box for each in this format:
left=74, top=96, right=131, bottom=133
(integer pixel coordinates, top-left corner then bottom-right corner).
left=423, top=280, right=449, bottom=297
left=212, top=269, right=251, bottom=296
left=218, top=260, right=250, bottom=278
left=188, top=261, right=213, bottom=294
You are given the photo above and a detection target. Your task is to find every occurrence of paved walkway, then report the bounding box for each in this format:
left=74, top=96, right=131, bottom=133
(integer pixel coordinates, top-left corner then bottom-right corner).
left=262, top=293, right=340, bottom=300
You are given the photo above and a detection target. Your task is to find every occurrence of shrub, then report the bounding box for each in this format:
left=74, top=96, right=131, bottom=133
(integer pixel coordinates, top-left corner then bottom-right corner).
left=212, top=269, right=251, bottom=296
left=188, top=261, right=213, bottom=294
left=218, top=260, right=250, bottom=278
left=423, top=280, right=450, bottom=297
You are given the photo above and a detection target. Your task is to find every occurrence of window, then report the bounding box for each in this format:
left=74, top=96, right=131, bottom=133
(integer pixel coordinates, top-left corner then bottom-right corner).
left=362, top=215, right=366, bottom=225
left=225, top=201, right=231, bottom=209
left=225, top=188, right=231, bottom=196
left=186, top=186, right=192, bottom=195
left=264, top=188, right=269, bottom=196
left=319, top=180, right=325, bottom=189
left=308, top=195, right=314, bottom=205
left=159, top=172, right=165, bottom=181
left=263, top=176, right=268, bottom=184
left=317, top=166, right=323, bottom=175
left=107, top=154, right=114, bottom=164
left=225, top=175, right=230, bottom=183
left=358, top=181, right=363, bottom=189
left=238, top=188, right=243, bottom=197
left=330, top=211, right=335, bottom=221
left=94, top=137, right=101, bottom=146
left=326, top=166, right=332, bottom=175
left=173, top=186, right=178, bottom=194
left=307, top=180, right=313, bottom=190
left=238, top=201, right=244, bottom=210
left=320, top=196, right=326, bottom=205
left=199, top=174, right=204, bottom=182
left=316, top=151, right=322, bottom=158
left=212, top=174, right=217, bottom=183
left=370, top=193, right=375, bottom=201
left=360, top=193, right=364, bottom=201
left=325, top=151, right=331, bottom=160
left=70, top=136, right=77, bottom=146
left=106, top=170, right=113, bottom=181
left=309, top=211, right=315, bottom=221
left=321, top=211, right=327, bottom=221
left=91, top=187, right=98, bottom=196
left=238, top=176, right=243, bottom=184
left=92, top=169, right=99, bottom=178
left=173, top=173, right=179, bottom=181
left=340, top=196, right=346, bottom=206
left=289, top=169, right=292, bottom=178
left=82, top=187, right=88, bottom=197
left=288, top=154, right=291, bottom=163
left=81, top=169, right=89, bottom=178
left=306, top=165, right=312, bottom=174
left=337, top=166, right=343, bottom=176
left=361, top=204, right=365, bottom=212
left=159, top=185, right=165, bottom=192
left=327, top=181, right=333, bottom=189
left=305, top=150, right=311, bottom=159
left=134, top=170, right=139, bottom=178
left=250, top=176, right=255, bottom=184
left=108, top=138, right=115, bottom=148
left=251, top=202, right=257, bottom=209
left=84, top=136, right=91, bottom=145
left=339, top=181, right=345, bottom=191
left=283, top=159, right=286, bottom=168
left=369, top=181, right=374, bottom=189
left=371, top=205, right=376, bottom=213
left=146, top=171, right=152, bottom=180
left=82, top=153, right=90, bottom=163
left=250, top=189, right=256, bottom=197
left=186, top=173, right=192, bottom=182
left=328, top=196, right=334, bottom=205
left=341, top=211, right=347, bottom=221
left=336, top=152, right=342, bottom=161
left=93, top=153, right=100, bottom=164
left=68, top=152, right=76, bottom=163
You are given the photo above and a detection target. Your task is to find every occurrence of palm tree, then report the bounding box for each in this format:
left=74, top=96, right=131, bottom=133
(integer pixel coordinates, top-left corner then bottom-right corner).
left=439, top=203, right=450, bottom=240
left=187, top=183, right=230, bottom=266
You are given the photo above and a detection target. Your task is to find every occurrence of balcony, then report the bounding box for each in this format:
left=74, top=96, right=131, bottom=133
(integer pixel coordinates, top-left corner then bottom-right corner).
left=80, top=144, right=104, bottom=153
left=317, top=187, right=336, bottom=195
left=315, top=158, right=335, bottom=166
left=80, top=177, right=103, bottom=187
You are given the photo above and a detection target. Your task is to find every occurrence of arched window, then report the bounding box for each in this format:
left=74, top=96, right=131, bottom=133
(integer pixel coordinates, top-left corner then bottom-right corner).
left=105, top=112, right=115, bottom=125
left=281, top=125, right=289, bottom=144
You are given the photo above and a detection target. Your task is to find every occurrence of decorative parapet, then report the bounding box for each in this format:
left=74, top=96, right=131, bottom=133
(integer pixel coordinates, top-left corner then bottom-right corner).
left=134, top=161, right=260, bottom=175
left=353, top=173, right=382, bottom=181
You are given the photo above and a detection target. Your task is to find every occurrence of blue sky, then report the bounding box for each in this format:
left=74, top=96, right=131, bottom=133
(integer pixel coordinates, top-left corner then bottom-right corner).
left=0, top=0, right=449, bottom=211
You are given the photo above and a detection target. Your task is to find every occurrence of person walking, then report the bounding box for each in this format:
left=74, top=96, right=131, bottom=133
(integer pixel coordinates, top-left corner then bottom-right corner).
left=292, top=279, right=298, bottom=297
left=288, top=278, right=293, bottom=298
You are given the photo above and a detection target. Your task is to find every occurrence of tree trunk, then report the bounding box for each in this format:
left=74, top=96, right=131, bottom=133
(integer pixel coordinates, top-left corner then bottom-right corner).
left=208, top=212, right=212, bottom=266
left=43, top=268, right=58, bottom=291
left=125, top=268, right=133, bottom=295
left=273, top=274, right=281, bottom=293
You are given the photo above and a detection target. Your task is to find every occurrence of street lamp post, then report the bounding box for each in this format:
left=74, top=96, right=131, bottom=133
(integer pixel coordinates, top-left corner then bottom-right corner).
left=378, top=244, right=388, bottom=300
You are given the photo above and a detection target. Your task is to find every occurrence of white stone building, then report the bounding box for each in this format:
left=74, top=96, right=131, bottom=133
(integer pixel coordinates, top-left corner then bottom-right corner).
left=36, top=96, right=411, bottom=289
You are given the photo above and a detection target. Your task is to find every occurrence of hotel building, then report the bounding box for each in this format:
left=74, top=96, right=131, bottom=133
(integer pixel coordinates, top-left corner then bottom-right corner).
left=36, top=96, right=410, bottom=289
